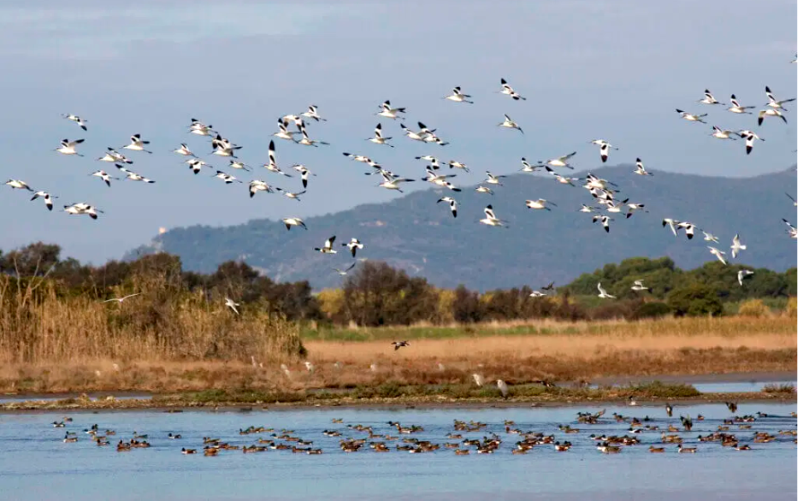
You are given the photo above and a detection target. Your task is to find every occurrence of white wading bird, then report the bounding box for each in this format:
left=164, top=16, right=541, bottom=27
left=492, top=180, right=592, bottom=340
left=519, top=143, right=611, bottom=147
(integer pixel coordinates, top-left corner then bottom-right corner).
left=765, top=86, right=796, bottom=111
left=377, top=100, right=406, bottom=119
left=757, top=108, right=787, bottom=125
left=782, top=219, right=797, bottom=239
left=115, top=165, right=154, bottom=183
left=98, top=148, right=132, bottom=164
left=213, top=171, right=242, bottom=184
left=597, top=283, right=615, bottom=299
left=728, top=95, right=755, bottom=114
left=103, top=293, right=140, bottom=304
left=479, top=205, right=507, bottom=227
left=302, top=105, right=326, bottom=122
left=264, top=140, right=292, bottom=177
left=708, top=246, right=727, bottom=265
left=589, top=140, right=618, bottom=163
left=631, top=280, right=651, bottom=292
left=225, top=298, right=240, bottom=315
left=525, top=199, right=556, bottom=211
left=343, top=238, right=364, bottom=257
left=56, top=138, right=85, bottom=156
left=499, top=78, right=526, bottom=100
left=498, top=114, right=523, bottom=134
left=62, top=114, right=87, bottom=131
left=541, top=152, right=577, bottom=169
left=711, top=126, right=738, bottom=140
left=676, top=109, right=707, bottom=123
left=30, top=191, right=56, bottom=210
left=122, top=134, right=152, bottom=154
left=6, top=179, right=33, bottom=191
left=249, top=180, right=273, bottom=198
left=737, top=270, right=754, bottom=286
left=173, top=143, right=197, bottom=157
left=593, top=215, right=613, bottom=232
left=368, top=123, right=393, bottom=147
left=281, top=217, right=306, bottom=230
left=662, top=218, right=681, bottom=236
left=484, top=171, right=506, bottom=185
left=438, top=197, right=458, bottom=218
left=444, top=86, right=474, bottom=104
left=314, top=236, right=337, bottom=254
left=64, top=203, right=103, bottom=220
left=378, top=172, right=415, bottom=193
left=634, top=158, right=654, bottom=176
left=274, top=187, right=306, bottom=201
left=333, top=262, right=356, bottom=276
left=730, top=234, right=746, bottom=258
left=698, top=89, right=724, bottom=105
left=89, top=170, right=118, bottom=187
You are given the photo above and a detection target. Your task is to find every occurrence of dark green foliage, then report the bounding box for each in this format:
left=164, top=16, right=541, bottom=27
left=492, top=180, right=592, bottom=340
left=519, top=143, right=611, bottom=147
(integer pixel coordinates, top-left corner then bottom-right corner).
left=632, top=302, right=673, bottom=320
left=666, top=283, right=724, bottom=317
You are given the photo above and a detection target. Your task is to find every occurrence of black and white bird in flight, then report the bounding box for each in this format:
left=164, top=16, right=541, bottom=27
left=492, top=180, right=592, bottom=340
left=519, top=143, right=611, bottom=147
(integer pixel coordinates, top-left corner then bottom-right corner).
left=6, top=179, right=33, bottom=191
left=765, top=86, right=796, bottom=111
left=89, top=170, right=118, bottom=187
left=479, top=205, right=507, bottom=227
left=634, top=158, right=654, bottom=176
left=333, top=262, right=356, bottom=276
left=498, top=114, right=523, bottom=134
left=444, top=86, right=474, bottom=104
left=249, top=180, right=273, bottom=198
left=728, top=95, right=755, bottom=114
left=499, top=78, right=526, bottom=100
left=31, top=191, right=56, bottom=210
left=56, top=139, right=85, bottom=156
left=698, top=89, right=723, bottom=105
left=343, top=238, right=364, bottom=258
left=438, top=196, right=458, bottom=218
left=281, top=217, right=306, bottom=230
left=314, top=236, right=337, bottom=254
left=98, top=148, right=132, bottom=164
left=64, top=202, right=103, bottom=220
left=593, top=215, right=613, bottom=233
left=122, top=134, right=152, bottom=154
left=676, top=109, right=707, bottom=123
left=62, top=114, right=88, bottom=131
left=377, top=100, right=406, bottom=119
left=368, top=123, right=393, bottom=147
left=302, top=105, right=326, bottom=122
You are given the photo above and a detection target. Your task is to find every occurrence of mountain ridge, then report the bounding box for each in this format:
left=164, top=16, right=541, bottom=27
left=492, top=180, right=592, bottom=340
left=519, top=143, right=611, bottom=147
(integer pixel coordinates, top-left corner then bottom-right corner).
left=127, top=164, right=798, bottom=291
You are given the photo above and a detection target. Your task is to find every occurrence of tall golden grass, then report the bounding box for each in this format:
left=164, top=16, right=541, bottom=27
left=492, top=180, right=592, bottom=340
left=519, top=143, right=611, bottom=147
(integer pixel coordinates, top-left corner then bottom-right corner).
left=0, top=272, right=303, bottom=365
left=0, top=266, right=795, bottom=394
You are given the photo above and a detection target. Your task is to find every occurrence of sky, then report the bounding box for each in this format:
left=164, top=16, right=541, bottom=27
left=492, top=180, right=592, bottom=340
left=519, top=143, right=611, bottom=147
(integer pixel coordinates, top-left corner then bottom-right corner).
left=0, top=0, right=796, bottom=264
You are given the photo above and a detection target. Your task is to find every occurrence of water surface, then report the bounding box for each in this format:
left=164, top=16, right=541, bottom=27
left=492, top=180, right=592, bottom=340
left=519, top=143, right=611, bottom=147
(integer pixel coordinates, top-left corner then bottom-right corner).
left=0, top=400, right=795, bottom=501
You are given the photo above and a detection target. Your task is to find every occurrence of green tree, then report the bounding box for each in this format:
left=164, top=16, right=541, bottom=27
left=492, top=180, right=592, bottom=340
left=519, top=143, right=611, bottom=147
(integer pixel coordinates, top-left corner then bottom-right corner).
left=666, top=283, right=723, bottom=316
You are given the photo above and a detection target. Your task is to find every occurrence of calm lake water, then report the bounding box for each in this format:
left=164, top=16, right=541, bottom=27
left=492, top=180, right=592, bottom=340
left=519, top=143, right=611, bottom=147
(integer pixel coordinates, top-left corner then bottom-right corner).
left=0, top=398, right=796, bottom=501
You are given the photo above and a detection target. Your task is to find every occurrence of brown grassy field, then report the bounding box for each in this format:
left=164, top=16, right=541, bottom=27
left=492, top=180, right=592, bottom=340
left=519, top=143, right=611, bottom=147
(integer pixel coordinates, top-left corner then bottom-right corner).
left=1, top=316, right=795, bottom=395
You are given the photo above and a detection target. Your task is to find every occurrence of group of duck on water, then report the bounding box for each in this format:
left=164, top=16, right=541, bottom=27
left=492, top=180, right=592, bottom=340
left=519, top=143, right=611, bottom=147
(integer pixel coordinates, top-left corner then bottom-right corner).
left=54, top=401, right=797, bottom=456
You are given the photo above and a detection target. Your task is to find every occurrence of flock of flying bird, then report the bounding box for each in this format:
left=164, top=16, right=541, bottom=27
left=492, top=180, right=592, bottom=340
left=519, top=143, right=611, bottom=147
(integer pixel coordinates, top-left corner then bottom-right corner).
left=3, top=74, right=798, bottom=308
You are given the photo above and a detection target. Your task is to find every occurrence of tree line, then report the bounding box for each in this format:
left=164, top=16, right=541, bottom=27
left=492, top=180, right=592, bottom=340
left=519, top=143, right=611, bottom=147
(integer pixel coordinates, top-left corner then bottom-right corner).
left=1, top=243, right=795, bottom=328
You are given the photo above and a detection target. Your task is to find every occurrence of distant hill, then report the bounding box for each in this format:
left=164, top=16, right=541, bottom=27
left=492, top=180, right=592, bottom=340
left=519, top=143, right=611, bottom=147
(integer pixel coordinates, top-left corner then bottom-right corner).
left=126, top=165, right=798, bottom=291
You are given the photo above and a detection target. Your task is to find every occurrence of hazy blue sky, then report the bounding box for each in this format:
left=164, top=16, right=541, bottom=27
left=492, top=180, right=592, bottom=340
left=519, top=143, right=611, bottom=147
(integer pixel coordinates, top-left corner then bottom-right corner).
left=0, top=0, right=796, bottom=263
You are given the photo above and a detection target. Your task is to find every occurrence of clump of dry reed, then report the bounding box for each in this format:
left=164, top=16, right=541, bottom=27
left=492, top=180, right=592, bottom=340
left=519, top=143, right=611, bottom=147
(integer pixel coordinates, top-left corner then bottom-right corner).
left=0, top=271, right=303, bottom=366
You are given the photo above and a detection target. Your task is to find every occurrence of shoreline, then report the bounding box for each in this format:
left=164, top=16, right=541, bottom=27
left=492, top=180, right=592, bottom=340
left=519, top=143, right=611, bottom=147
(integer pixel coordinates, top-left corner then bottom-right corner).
left=2, top=371, right=795, bottom=402
left=1, top=391, right=795, bottom=414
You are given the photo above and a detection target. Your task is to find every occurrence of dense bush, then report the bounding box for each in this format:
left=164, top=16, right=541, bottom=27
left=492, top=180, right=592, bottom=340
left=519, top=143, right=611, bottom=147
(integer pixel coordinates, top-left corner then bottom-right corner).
left=632, top=301, right=673, bottom=320
left=1, top=243, right=794, bottom=328
left=666, top=283, right=724, bottom=317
